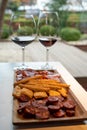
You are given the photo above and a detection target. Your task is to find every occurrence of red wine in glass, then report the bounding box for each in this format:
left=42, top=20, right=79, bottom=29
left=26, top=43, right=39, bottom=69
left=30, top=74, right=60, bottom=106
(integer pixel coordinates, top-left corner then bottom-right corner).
left=38, top=11, right=59, bottom=70
left=39, top=37, right=57, bottom=47
left=10, top=13, right=36, bottom=70
left=39, top=37, right=57, bottom=70
left=12, top=36, right=35, bottom=70
left=12, top=36, right=35, bottom=47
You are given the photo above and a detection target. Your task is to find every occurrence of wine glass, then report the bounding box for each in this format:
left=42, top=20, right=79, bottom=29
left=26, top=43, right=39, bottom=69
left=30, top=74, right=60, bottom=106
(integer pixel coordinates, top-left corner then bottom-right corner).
left=38, top=10, right=59, bottom=70
left=10, top=13, right=36, bottom=70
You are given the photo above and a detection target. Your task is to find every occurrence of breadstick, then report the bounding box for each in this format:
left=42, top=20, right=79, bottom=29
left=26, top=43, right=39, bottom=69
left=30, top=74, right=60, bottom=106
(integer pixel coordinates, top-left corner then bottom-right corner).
left=14, top=75, right=43, bottom=86
left=56, top=83, right=70, bottom=88
left=26, top=79, right=69, bottom=88
left=19, top=84, right=50, bottom=92
left=27, top=79, right=60, bottom=84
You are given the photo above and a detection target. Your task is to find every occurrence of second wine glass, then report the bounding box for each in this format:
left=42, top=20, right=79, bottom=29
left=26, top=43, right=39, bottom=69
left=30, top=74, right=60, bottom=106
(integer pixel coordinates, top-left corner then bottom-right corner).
left=38, top=11, right=59, bottom=70
left=11, top=14, right=36, bottom=70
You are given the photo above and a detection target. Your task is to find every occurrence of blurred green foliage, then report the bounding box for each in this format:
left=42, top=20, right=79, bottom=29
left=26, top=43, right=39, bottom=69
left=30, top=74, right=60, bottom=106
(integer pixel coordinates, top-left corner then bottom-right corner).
left=60, top=27, right=81, bottom=41
left=17, top=26, right=33, bottom=36
left=39, top=25, right=56, bottom=36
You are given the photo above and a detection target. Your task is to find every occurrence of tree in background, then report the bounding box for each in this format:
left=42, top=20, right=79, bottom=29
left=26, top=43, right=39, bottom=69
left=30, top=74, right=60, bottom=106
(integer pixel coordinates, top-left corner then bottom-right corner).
left=7, top=1, right=19, bottom=12
left=0, top=0, right=8, bottom=38
left=46, top=0, right=68, bottom=32
left=46, top=0, right=85, bottom=32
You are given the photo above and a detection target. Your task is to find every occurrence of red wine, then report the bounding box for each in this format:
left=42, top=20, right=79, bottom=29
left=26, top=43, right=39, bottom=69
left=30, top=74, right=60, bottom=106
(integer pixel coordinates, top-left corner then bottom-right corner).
left=12, top=36, right=35, bottom=47
left=39, top=38, right=57, bottom=47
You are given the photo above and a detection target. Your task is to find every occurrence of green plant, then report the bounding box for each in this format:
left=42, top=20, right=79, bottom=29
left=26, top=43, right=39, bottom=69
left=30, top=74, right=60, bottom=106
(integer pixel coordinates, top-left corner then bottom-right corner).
left=80, top=34, right=87, bottom=40
left=67, top=13, right=80, bottom=23
left=47, top=0, right=68, bottom=29
left=17, top=26, right=33, bottom=36
left=60, top=27, right=81, bottom=41
left=39, top=25, right=56, bottom=36
left=1, top=24, right=10, bottom=39
left=13, top=17, right=35, bottom=27
left=7, top=1, right=19, bottom=12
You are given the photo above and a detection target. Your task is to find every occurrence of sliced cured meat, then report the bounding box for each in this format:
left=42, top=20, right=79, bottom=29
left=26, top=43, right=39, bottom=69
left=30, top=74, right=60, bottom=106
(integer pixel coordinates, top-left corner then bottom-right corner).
left=54, top=101, right=63, bottom=108
left=18, top=94, right=29, bottom=102
left=66, top=109, right=75, bottom=117
left=63, top=99, right=76, bottom=110
left=57, top=96, right=64, bottom=102
left=17, top=102, right=29, bottom=114
left=31, top=98, right=47, bottom=107
left=47, top=96, right=59, bottom=104
left=24, top=105, right=35, bottom=118
left=53, top=109, right=65, bottom=118
left=35, top=106, right=50, bottom=119
left=48, top=105, right=60, bottom=112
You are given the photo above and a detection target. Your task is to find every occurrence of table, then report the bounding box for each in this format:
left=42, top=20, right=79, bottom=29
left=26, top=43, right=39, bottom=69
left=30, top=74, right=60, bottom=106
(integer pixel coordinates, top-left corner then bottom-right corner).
left=0, top=41, right=87, bottom=77
left=0, top=62, right=87, bottom=130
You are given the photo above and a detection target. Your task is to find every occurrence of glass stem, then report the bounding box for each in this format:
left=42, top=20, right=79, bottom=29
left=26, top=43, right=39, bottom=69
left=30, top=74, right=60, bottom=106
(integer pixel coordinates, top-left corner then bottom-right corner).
left=46, top=48, right=49, bottom=66
left=22, top=46, right=25, bottom=66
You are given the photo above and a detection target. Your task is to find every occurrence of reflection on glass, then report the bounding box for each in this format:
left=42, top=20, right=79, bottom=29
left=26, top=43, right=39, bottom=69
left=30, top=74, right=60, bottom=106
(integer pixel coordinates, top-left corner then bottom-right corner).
left=11, top=14, right=36, bottom=70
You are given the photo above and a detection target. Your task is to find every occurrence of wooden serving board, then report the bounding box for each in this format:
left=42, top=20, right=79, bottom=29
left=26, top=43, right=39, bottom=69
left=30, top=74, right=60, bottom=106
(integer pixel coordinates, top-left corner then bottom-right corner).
left=12, top=92, right=87, bottom=125
left=12, top=69, right=87, bottom=126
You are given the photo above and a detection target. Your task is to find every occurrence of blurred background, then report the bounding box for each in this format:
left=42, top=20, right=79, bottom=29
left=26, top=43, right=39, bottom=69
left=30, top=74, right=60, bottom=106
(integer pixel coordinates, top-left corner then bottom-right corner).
left=1, top=0, right=87, bottom=41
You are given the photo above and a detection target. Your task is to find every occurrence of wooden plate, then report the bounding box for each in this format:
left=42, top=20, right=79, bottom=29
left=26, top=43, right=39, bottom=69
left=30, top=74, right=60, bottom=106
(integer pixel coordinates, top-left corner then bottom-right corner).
left=12, top=69, right=87, bottom=126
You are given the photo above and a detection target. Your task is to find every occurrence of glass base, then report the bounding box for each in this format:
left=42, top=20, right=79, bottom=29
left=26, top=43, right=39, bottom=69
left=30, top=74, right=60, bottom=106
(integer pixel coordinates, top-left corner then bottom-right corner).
left=41, top=63, right=53, bottom=70
left=14, top=64, right=29, bottom=70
